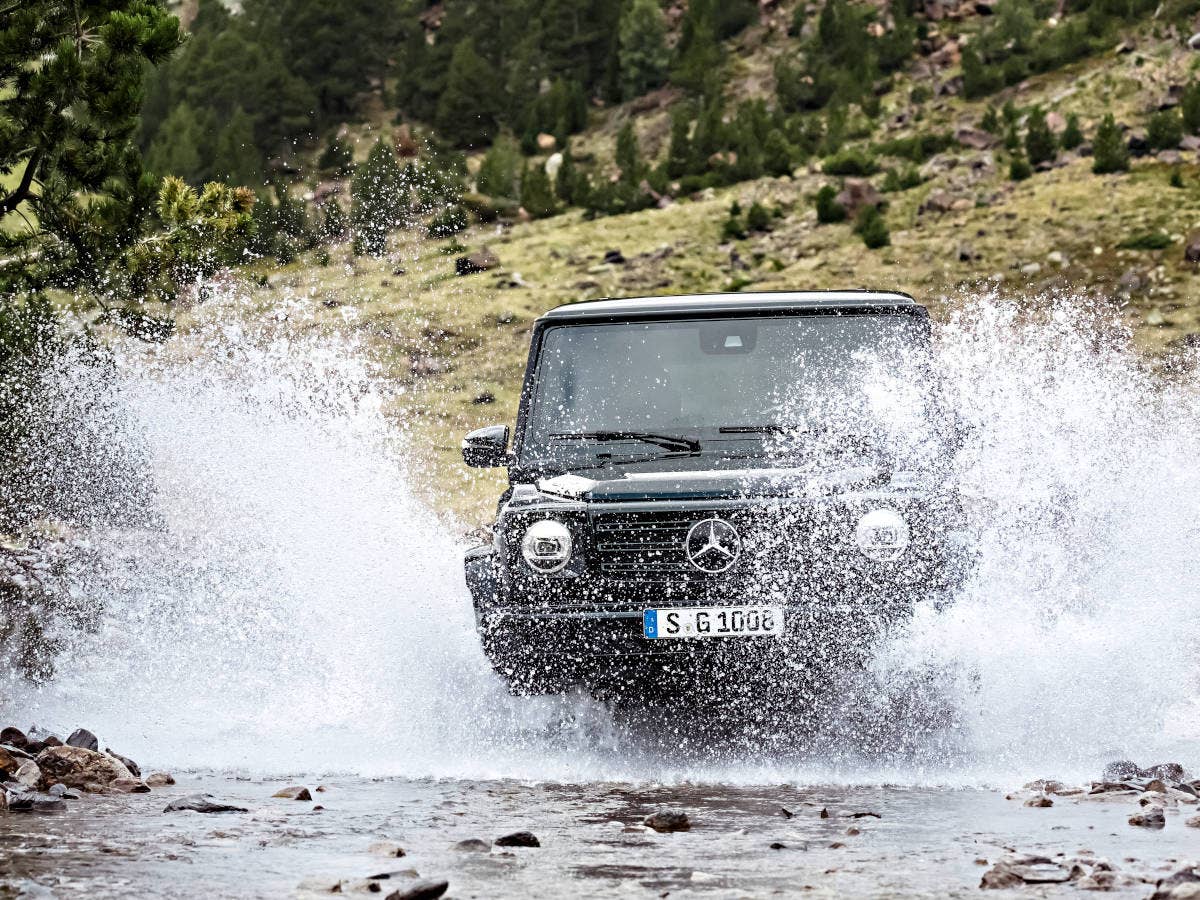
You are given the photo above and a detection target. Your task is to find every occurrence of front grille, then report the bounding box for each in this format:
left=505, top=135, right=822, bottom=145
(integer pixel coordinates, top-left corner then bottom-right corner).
left=592, top=510, right=699, bottom=579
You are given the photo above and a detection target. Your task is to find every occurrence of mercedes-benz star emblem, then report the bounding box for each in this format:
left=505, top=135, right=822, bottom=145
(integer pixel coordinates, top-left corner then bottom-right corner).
left=684, top=518, right=741, bottom=573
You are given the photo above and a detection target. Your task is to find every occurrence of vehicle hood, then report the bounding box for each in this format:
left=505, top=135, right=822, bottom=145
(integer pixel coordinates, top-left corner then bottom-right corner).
left=534, top=465, right=927, bottom=502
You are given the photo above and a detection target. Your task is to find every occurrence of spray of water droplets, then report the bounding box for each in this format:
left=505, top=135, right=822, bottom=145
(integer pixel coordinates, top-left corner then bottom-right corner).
left=2, top=289, right=1197, bottom=785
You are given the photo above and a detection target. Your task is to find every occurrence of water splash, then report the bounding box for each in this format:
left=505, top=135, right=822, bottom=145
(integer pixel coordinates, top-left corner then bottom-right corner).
left=2, top=290, right=1198, bottom=785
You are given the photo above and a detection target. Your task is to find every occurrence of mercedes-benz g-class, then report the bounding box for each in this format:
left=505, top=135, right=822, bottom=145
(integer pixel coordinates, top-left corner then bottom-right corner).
left=462, top=291, right=968, bottom=695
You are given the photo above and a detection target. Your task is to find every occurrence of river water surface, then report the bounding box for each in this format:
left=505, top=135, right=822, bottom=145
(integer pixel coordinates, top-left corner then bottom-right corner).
left=2, top=295, right=1199, bottom=896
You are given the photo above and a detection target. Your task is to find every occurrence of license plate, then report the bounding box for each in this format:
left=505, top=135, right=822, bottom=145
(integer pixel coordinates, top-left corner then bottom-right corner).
left=642, top=605, right=784, bottom=639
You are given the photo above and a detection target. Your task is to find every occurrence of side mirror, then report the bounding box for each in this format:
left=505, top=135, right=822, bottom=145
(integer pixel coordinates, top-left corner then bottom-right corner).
left=462, top=424, right=510, bottom=468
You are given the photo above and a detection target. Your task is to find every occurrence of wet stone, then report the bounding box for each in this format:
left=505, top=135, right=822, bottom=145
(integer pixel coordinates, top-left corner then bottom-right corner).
left=65, top=728, right=99, bottom=752
left=163, top=794, right=248, bottom=814
left=494, top=830, right=541, bottom=847
left=272, top=785, right=312, bottom=801
left=452, top=838, right=491, bottom=852
left=145, top=772, right=175, bottom=787
left=1103, top=760, right=1142, bottom=781
left=1129, top=807, right=1166, bottom=828
left=4, top=787, right=66, bottom=813
left=0, top=726, right=28, bottom=748
left=105, top=749, right=141, bottom=778
left=644, top=811, right=690, bottom=833
left=384, top=879, right=449, bottom=900
left=368, top=841, right=407, bottom=858
left=1024, top=795, right=1054, bottom=807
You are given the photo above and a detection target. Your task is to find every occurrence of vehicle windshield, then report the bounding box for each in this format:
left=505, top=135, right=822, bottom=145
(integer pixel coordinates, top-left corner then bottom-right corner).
left=521, top=313, right=931, bottom=466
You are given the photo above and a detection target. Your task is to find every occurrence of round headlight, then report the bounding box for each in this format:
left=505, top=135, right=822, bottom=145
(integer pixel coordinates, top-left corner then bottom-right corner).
left=521, top=519, right=573, bottom=573
left=855, top=508, right=910, bottom=562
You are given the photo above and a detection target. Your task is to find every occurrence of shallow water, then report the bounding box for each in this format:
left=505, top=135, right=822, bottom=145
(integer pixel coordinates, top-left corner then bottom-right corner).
left=2, top=775, right=1197, bottom=898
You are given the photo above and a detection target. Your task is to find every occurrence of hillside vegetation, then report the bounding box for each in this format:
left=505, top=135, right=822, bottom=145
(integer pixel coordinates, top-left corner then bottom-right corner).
left=11, top=0, right=1200, bottom=528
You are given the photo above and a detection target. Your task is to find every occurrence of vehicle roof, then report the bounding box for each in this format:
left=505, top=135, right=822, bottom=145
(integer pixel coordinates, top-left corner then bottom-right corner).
left=538, top=290, right=922, bottom=322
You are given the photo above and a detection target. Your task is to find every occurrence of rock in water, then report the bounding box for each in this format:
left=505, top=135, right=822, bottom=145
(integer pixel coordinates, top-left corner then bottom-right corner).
left=644, top=811, right=691, bottom=833
left=452, top=839, right=491, bottom=852
left=3, top=787, right=66, bottom=813
left=1187, top=815, right=1200, bottom=828
left=105, top=749, right=141, bottom=778
left=384, top=879, right=449, bottom=900
left=1151, top=865, right=1200, bottom=899
left=0, top=726, right=28, bottom=748
left=36, top=746, right=133, bottom=793
left=368, top=842, right=407, bottom=858
left=1024, top=795, right=1054, bottom=808
left=1129, top=807, right=1166, bottom=828
left=65, top=728, right=99, bottom=752
left=145, top=772, right=175, bottom=787
left=1146, top=763, right=1186, bottom=782
left=494, top=831, right=541, bottom=847
left=0, top=746, right=20, bottom=779
left=272, top=786, right=312, bottom=801
left=163, top=794, right=248, bottom=814
left=13, top=760, right=40, bottom=789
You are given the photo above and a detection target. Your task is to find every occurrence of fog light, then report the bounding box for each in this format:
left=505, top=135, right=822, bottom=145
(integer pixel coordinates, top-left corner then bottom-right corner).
left=521, top=520, right=573, bottom=573
left=855, top=508, right=910, bottom=562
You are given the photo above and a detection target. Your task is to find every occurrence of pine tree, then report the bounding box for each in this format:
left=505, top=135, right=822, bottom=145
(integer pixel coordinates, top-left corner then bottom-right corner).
left=1147, top=109, right=1183, bottom=151
left=555, top=149, right=579, bottom=205
left=763, top=130, right=794, bottom=177
left=666, top=106, right=693, bottom=178
left=1061, top=114, right=1083, bottom=151
left=1092, top=114, right=1129, bottom=174
left=520, top=163, right=557, bottom=219
left=146, top=102, right=208, bottom=184
left=436, top=39, right=503, bottom=147
left=815, top=185, right=846, bottom=223
left=477, top=135, right=522, bottom=199
left=350, top=139, right=407, bottom=255
left=318, top=136, right=354, bottom=175
left=211, top=107, right=262, bottom=187
left=854, top=205, right=889, bottom=249
left=619, top=0, right=670, bottom=100
left=1024, top=108, right=1057, bottom=166
left=319, top=199, right=349, bottom=242
left=1009, top=152, right=1032, bottom=181
left=616, top=122, right=642, bottom=184
left=1182, top=82, right=1200, bottom=134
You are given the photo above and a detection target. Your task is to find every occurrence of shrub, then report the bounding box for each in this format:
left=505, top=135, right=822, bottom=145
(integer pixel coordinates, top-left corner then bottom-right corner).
left=1117, top=231, right=1172, bottom=250
left=477, top=135, right=522, bottom=199
left=1182, top=82, right=1200, bottom=133
left=881, top=166, right=922, bottom=192
left=981, top=106, right=1001, bottom=134
left=1009, top=153, right=1033, bottom=181
left=854, top=205, right=889, bottom=248
left=1147, top=109, right=1183, bottom=151
left=317, top=136, right=354, bottom=175
left=1093, top=114, right=1129, bottom=174
left=822, top=147, right=878, bottom=175
left=721, top=213, right=746, bottom=240
left=1170, top=167, right=1185, bottom=189
left=745, top=201, right=771, bottom=232
left=427, top=204, right=467, bottom=238
left=1024, top=108, right=1057, bottom=166
left=962, top=46, right=1003, bottom=99
left=875, top=131, right=956, bottom=162
left=520, top=164, right=557, bottom=219
left=1061, top=114, right=1083, bottom=150
left=815, top=184, right=846, bottom=223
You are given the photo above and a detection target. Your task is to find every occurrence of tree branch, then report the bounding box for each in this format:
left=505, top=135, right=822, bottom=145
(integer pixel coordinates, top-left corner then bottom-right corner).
left=0, top=151, right=42, bottom=216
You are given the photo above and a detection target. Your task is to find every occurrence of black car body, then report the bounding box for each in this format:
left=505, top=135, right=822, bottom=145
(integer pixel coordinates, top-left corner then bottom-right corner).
left=462, top=291, right=969, bottom=694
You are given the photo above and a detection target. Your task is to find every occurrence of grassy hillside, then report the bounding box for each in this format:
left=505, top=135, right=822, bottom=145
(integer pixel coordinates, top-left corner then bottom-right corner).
left=166, top=4, right=1200, bottom=530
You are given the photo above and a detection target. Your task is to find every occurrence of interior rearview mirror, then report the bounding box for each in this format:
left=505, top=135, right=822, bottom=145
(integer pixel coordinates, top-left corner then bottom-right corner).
left=462, top=424, right=510, bottom=468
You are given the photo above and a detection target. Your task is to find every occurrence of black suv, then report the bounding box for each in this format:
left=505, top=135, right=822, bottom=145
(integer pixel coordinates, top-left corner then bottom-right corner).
left=462, top=291, right=969, bottom=694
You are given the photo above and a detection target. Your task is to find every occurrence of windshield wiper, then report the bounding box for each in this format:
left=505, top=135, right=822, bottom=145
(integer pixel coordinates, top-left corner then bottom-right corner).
left=719, top=424, right=791, bottom=434
left=549, top=430, right=702, bottom=454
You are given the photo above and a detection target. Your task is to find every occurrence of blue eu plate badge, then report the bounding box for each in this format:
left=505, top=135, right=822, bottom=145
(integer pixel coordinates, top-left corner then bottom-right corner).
left=642, top=609, right=658, bottom=639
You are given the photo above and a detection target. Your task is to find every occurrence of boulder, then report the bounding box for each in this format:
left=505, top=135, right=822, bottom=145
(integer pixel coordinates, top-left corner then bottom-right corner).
left=920, top=189, right=958, bottom=214
left=1185, top=232, right=1200, bottom=263
left=1181, top=135, right=1200, bottom=151
left=644, top=810, right=691, bottom=833
left=0, top=726, right=28, bottom=748
left=1151, top=866, right=1200, bottom=900
left=1146, top=763, right=1186, bottom=781
left=46, top=783, right=80, bottom=799
left=835, top=179, right=883, bottom=218
left=4, top=787, right=66, bottom=813
left=1024, top=795, right=1054, bottom=807
left=110, top=777, right=151, bottom=793
left=454, top=247, right=500, bottom=276
left=1129, top=807, right=1166, bottom=828
left=368, top=841, right=407, bottom=857
left=145, top=772, right=175, bottom=787
left=37, top=745, right=133, bottom=793
left=1159, top=150, right=1183, bottom=165
left=0, top=746, right=20, bottom=779
left=1045, top=111, right=1067, bottom=134
left=453, top=838, right=491, bottom=852
left=1186, top=815, right=1200, bottom=827
left=106, top=749, right=140, bottom=778
left=603, top=249, right=627, bottom=265
left=955, top=126, right=998, bottom=150
left=1126, top=129, right=1151, bottom=157
left=495, top=831, right=540, bottom=847
left=384, top=879, right=449, bottom=900
left=163, top=794, right=248, bottom=814
left=536, top=132, right=557, bottom=152
left=13, top=760, right=40, bottom=789
left=65, top=728, right=99, bottom=752
left=982, top=857, right=1070, bottom=889
left=272, top=786, right=312, bottom=801
left=544, top=152, right=563, bottom=180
